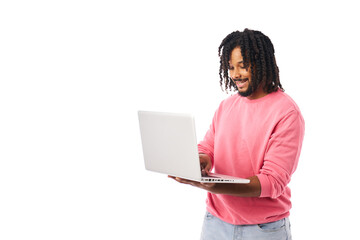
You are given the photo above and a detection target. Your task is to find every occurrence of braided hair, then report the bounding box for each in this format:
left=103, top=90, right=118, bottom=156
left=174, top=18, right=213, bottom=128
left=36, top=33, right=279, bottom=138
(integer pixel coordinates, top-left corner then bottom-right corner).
left=218, top=28, right=284, bottom=94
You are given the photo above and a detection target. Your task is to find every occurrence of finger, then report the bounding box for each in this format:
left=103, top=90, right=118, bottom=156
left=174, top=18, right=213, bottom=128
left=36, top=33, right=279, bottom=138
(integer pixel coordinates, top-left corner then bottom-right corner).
left=169, top=176, right=186, bottom=184
left=176, top=177, right=191, bottom=184
left=200, top=162, right=206, bottom=171
left=200, top=182, right=215, bottom=187
left=177, top=177, right=200, bottom=187
left=200, top=159, right=208, bottom=167
left=171, top=177, right=189, bottom=184
left=169, top=176, right=200, bottom=188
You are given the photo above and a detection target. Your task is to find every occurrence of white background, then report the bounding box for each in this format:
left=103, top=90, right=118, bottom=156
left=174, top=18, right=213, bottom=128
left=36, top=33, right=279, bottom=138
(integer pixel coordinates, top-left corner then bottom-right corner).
left=1, top=0, right=359, bottom=239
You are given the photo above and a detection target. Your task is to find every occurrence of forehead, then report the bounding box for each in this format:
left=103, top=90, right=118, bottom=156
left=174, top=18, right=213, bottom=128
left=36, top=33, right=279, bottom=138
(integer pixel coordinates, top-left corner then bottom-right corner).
left=229, top=47, right=243, bottom=62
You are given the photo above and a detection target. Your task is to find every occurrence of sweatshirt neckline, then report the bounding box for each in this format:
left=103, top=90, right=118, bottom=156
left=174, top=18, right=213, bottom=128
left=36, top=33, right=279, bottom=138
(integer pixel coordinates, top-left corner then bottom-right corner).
left=240, top=90, right=279, bottom=103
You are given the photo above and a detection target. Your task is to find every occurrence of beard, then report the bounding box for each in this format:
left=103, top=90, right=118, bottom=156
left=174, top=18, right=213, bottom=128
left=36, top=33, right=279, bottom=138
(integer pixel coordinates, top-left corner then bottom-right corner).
left=237, top=84, right=254, bottom=97
left=233, top=79, right=257, bottom=97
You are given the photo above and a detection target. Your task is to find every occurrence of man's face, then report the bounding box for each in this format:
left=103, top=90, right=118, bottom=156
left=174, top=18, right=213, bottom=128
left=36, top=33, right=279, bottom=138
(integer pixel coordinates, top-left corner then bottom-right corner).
left=228, top=47, right=254, bottom=97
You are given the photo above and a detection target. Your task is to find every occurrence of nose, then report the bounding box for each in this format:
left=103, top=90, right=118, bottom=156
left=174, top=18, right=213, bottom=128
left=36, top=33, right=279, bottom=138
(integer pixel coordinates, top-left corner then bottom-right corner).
left=232, top=67, right=242, bottom=79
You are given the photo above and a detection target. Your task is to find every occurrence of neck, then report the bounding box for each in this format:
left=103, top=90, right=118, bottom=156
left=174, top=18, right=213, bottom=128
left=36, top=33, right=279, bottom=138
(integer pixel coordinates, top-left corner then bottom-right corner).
left=247, top=87, right=268, bottom=100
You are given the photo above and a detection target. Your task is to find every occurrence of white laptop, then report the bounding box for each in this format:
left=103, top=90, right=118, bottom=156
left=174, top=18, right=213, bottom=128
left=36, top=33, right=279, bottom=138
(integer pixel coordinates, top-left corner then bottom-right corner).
left=138, top=111, right=250, bottom=184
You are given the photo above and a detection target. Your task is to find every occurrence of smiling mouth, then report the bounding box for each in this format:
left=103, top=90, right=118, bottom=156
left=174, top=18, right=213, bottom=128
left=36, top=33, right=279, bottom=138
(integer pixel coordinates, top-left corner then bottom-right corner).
left=234, top=78, right=248, bottom=83
left=234, top=78, right=248, bottom=89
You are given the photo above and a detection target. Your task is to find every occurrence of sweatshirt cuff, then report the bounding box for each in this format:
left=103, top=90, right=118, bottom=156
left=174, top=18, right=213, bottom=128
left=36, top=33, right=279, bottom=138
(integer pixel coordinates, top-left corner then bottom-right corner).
left=256, top=174, right=271, bottom=198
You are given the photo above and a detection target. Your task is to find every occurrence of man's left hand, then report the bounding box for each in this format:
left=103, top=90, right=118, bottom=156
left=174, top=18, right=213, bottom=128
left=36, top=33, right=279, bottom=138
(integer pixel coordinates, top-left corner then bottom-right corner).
left=168, top=175, right=216, bottom=192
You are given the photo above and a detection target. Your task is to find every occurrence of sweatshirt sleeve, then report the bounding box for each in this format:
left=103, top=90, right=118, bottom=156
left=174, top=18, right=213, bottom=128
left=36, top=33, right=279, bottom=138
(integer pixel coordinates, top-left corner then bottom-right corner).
left=197, top=110, right=218, bottom=167
left=256, top=109, right=305, bottom=199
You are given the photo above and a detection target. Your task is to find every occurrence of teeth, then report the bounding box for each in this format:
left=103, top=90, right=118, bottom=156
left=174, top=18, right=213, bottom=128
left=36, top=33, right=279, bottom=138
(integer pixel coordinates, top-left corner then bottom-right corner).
left=236, top=79, right=247, bottom=83
left=236, top=79, right=248, bottom=88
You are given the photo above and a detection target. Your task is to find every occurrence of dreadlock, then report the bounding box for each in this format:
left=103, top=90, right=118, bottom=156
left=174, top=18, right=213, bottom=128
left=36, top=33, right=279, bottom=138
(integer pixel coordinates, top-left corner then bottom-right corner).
left=218, top=28, right=284, bottom=94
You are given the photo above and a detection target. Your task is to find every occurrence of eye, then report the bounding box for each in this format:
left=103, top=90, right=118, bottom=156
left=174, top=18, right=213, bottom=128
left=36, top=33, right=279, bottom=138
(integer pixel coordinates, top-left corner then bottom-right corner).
left=239, top=63, right=246, bottom=69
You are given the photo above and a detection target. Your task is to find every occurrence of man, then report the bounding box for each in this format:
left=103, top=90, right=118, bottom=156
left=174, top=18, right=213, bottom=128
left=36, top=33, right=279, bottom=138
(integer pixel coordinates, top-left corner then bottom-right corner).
left=170, top=29, right=305, bottom=239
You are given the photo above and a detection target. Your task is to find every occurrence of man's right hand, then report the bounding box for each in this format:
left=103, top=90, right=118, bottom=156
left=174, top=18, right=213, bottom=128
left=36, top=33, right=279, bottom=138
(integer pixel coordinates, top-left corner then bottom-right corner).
left=199, top=153, right=212, bottom=176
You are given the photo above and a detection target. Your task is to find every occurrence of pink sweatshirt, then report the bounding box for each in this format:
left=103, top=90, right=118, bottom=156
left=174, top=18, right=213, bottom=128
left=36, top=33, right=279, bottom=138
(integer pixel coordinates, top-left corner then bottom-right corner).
left=198, top=90, right=305, bottom=225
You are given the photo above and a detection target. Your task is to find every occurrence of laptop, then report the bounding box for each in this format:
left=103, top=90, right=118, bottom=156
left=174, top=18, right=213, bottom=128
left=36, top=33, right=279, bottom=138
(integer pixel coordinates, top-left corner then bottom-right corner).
left=138, top=111, right=250, bottom=184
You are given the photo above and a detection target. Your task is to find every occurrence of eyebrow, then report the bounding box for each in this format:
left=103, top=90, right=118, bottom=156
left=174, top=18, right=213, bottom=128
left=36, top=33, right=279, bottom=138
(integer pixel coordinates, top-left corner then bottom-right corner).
left=229, top=61, right=244, bottom=65
left=238, top=61, right=244, bottom=64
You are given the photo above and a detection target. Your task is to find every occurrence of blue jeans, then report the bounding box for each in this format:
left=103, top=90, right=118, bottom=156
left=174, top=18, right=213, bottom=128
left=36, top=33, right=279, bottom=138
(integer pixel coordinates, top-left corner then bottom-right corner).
left=200, top=211, right=292, bottom=240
